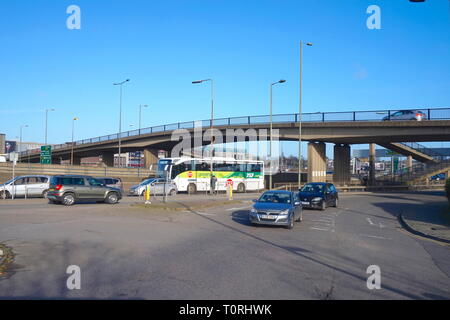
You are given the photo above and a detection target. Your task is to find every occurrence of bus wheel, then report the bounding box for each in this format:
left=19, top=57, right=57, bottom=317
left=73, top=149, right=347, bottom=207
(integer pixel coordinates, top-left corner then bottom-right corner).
left=187, top=183, right=197, bottom=194
left=237, top=183, right=246, bottom=193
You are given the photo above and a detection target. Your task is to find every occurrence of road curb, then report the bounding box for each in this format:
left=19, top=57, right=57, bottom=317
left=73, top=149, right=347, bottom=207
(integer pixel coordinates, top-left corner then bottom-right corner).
left=398, top=213, right=450, bottom=244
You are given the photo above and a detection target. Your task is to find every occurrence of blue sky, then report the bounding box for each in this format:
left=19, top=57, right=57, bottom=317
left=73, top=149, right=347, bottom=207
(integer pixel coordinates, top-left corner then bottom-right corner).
left=0, top=0, right=449, bottom=155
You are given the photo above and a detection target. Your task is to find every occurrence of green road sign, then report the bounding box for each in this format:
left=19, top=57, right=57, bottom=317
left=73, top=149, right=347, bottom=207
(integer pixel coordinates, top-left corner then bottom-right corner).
left=386, top=150, right=400, bottom=156
left=40, top=145, right=52, bottom=164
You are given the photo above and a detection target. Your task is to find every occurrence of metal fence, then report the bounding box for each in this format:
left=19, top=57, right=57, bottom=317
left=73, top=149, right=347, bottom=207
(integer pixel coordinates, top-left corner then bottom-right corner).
left=19, top=107, right=450, bottom=157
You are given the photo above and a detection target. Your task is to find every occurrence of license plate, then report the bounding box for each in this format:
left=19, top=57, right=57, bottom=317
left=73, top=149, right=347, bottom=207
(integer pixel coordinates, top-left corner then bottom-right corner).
left=49, top=189, right=55, bottom=191
left=261, top=214, right=276, bottom=219
left=301, top=201, right=309, bottom=205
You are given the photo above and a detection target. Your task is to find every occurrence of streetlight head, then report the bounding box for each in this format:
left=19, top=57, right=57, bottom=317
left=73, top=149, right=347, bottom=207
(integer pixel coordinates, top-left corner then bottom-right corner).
left=192, top=80, right=203, bottom=84
left=306, top=42, right=313, bottom=46
left=73, top=117, right=79, bottom=121
left=279, top=80, right=286, bottom=83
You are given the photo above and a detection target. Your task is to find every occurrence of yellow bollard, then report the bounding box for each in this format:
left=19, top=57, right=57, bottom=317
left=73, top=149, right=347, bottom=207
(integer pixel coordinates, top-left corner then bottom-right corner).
left=228, top=184, right=233, bottom=201
left=145, top=185, right=151, bottom=204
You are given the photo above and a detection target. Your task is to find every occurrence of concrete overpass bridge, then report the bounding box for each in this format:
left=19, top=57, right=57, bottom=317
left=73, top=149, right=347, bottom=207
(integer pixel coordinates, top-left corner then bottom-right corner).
left=19, top=107, right=450, bottom=184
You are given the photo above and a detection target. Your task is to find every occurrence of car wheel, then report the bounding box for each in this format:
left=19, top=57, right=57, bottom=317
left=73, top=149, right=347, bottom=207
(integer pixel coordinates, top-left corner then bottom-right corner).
left=320, top=200, right=326, bottom=211
left=0, top=190, right=11, bottom=199
left=169, top=189, right=176, bottom=196
left=62, top=193, right=76, bottom=206
left=333, top=198, right=338, bottom=208
left=42, top=190, right=49, bottom=199
left=106, top=192, right=119, bottom=204
left=187, top=183, right=197, bottom=194
left=237, top=183, right=246, bottom=193
left=286, top=215, right=294, bottom=229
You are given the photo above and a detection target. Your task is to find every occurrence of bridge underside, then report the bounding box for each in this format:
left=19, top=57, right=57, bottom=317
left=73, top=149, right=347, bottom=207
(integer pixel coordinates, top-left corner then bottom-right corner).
left=19, top=120, right=450, bottom=185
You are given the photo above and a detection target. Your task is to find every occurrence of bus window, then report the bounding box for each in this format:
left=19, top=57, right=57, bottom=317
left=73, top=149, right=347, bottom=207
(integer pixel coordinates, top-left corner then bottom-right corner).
left=171, top=161, right=192, bottom=179
left=250, top=164, right=261, bottom=173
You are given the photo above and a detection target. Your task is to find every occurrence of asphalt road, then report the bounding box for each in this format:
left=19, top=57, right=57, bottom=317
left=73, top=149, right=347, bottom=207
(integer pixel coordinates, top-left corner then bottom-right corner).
left=0, top=191, right=449, bottom=299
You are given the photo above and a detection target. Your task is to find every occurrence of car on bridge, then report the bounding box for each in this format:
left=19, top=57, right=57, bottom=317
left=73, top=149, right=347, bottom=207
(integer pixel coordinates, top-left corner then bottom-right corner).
left=47, top=175, right=122, bottom=206
left=249, top=190, right=303, bottom=229
left=298, top=182, right=339, bottom=210
left=382, top=110, right=427, bottom=121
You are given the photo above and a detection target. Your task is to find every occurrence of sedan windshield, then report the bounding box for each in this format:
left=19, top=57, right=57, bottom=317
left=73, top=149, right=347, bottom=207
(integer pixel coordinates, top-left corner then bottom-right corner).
left=140, top=179, right=156, bottom=186
left=301, top=184, right=324, bottom=194
left=258, top=192, right=291, bottom=204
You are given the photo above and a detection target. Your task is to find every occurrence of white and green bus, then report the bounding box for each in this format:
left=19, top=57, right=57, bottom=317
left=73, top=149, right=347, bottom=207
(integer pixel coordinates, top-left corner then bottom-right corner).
left=156, top=157, right=264, bottom=193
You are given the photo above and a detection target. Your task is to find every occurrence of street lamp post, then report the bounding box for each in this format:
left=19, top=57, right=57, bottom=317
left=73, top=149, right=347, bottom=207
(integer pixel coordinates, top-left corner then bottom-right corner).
left=139, top=104, right=148, bottom=134
left=192, top=79, right=214, bottom=194
left=113, top=79, right=130, bottom=167
left=269, top=80, right=286, bottom=190
left=19, top=124, right=28, bottom=163
left=298, top=41, right=313, bottom=188
left=45, top=108, right=55, bottom=145
left=71, top=117, right=79, bottom=166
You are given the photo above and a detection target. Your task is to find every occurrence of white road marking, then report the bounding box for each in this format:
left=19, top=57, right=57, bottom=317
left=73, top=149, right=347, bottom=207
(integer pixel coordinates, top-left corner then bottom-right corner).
left=310, top=227, right=330, bottom=231
left=359, top=234, right=392, bottom=240
left=366, top=218, right=375, bottom=225
left=226, top=206, right=250, bottom=211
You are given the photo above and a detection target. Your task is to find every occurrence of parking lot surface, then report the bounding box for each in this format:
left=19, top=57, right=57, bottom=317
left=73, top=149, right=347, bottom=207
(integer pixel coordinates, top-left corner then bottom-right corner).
left=0, top=191, right=449, bottom=299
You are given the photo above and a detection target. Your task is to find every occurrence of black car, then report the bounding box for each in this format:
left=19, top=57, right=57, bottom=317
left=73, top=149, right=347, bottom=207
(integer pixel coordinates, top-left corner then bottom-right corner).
left=298, top=182, right=338, bottom=210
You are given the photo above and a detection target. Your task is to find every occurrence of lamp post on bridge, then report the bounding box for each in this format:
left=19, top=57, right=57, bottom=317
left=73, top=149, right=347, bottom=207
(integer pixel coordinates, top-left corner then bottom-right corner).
left=71, top=117, right=79, bottom=166
left=139, top=104, right=148, bottom=135
left=298, top=41, right=313, bottom=187
left=192, top=78, right=214, bottom=195
left=113, top=79, right=130, bottom=167
left=19, top=124, right=29, bottom=163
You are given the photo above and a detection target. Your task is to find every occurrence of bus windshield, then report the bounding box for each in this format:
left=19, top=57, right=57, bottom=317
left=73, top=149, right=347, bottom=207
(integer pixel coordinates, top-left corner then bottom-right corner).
left=157, top=159, right=172, bottom=178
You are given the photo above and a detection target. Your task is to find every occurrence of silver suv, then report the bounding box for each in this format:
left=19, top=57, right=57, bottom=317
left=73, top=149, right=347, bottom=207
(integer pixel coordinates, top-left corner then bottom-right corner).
left=47, top=175, right=122, bottom=206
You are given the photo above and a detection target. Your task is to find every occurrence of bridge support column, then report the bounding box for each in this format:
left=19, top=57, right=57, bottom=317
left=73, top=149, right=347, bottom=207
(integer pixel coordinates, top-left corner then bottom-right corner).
left=144, top=148, right=159, bottom=169
left=307, top=142, right=326, bottom=183
left=72, top=156, right=81, bottom=166
left=102, top=152, right=115, bottom=167
left=407, top=155, right=413, bottom=172
left=369, top=143, right=376, bottom=186
left=333, top=144, right=350, bottom=186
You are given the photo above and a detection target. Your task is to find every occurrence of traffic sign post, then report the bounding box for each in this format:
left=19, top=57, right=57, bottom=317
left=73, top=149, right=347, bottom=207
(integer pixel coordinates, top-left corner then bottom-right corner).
left=40, top=146, right=52, bottom=164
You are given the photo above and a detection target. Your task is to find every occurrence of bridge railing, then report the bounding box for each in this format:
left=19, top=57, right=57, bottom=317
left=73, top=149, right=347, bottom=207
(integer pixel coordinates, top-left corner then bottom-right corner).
left=18, top=107, right=450, bottom=157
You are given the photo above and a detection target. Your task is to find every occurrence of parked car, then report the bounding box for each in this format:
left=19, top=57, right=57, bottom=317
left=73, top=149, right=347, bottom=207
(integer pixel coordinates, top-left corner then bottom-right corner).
left=382, top=110, right=427, bottom=121
left=249, top=190, right=302, bottom=229
left=129, top=178, right=177, bottom=196
left=298, top=182, right=339, bottom=210
left=0, top=175, right=51, bottom=199
left=430, top=173, right=446, bottom=181
left=47, top=175, right=122, bottom=206
left=94, top=177, right=123, bottom=190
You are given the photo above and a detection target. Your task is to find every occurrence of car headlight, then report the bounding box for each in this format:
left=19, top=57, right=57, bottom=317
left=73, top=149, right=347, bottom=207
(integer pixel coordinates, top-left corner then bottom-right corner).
left=250, top=208, right=257, bottom=214
left=312, top=197, right=322, bottom=202
left=279, top=209, right=289, bottom=216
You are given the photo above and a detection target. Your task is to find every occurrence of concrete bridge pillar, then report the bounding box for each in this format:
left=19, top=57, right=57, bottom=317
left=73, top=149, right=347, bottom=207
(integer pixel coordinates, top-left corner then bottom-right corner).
left=407, top=155, right=413, bottom=172
left=307, top=142, right=326, bottom=183
left=144, top=148, right=159, bottom=169
left=102, top=151, right=115, bottom=167
left=368, top=143, right=376, bottom=186
left=72, top=156, right=81, bottom=166
left=333, top=144, right=351, bottom=186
